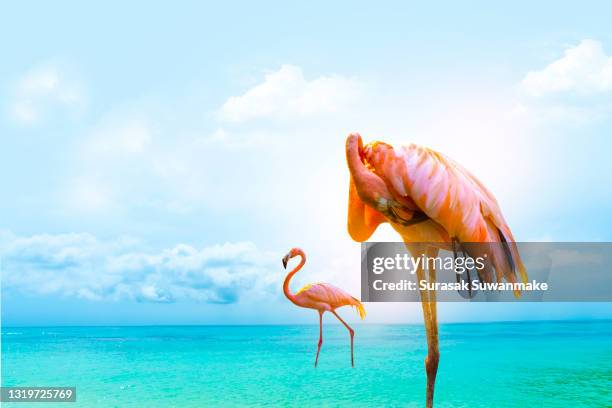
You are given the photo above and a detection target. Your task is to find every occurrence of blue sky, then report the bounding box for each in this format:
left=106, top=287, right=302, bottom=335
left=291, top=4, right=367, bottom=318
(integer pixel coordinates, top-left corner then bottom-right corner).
left=1, top=1, right=612, bottom=325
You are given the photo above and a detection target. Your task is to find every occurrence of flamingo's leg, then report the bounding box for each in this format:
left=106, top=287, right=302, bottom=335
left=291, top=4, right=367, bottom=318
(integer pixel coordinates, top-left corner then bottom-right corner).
left=427, top=246, right=439, bottom=339
left=331, top=310, right=355, bottom=367
left=416, top=259, right=439, bottom=408
left=315, top=310, right=323, bottom=368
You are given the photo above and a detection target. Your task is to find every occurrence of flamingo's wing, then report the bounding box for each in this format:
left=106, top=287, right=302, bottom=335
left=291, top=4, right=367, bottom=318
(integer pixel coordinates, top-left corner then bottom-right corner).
left=297, top=283, right=366, bottom=319
left=364, top=142, right=527, bottom=287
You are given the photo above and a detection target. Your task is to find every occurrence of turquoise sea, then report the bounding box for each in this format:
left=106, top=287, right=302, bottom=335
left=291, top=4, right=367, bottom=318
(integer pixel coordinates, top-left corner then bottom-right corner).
left=2, top=320, right=611, bottom=407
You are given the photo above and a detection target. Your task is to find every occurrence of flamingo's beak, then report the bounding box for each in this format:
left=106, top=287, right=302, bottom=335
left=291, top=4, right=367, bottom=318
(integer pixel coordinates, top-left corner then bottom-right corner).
left=282, top=254, right=290, bottom=269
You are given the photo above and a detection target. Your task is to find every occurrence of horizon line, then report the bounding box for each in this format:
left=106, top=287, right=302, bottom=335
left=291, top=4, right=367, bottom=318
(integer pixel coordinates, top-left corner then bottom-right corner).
left=2, top=317, right=611, bottom=329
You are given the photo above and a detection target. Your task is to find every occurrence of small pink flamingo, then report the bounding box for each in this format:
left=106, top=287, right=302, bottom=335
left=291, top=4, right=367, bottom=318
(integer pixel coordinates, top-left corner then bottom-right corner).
left=282, top=247, right=366, bottom=367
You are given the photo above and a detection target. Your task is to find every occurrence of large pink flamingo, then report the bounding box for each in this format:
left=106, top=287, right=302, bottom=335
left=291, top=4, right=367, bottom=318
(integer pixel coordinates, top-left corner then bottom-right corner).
left=345, top=133, right=526, bottom=407
left=282, top=247, right=366, bottom=367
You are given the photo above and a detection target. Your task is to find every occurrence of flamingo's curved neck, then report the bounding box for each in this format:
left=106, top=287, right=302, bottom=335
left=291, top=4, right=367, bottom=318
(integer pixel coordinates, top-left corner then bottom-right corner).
left=283, top=251, right=306, bottom=306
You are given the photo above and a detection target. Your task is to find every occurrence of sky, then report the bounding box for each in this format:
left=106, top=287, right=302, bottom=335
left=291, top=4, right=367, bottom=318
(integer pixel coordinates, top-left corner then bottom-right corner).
left=1, top=1, right=612, bottom=325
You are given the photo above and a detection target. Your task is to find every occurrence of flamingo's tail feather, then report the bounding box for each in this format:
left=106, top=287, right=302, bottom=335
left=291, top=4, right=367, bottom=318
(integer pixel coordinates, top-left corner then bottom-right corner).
left=351, top=297, right=366, bottom=319
left=496, top=226, right=528, bottom=284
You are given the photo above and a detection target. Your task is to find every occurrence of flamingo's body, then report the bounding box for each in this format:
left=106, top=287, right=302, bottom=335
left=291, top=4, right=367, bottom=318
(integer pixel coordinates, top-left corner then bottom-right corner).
left=282, top=248, right=365, bottom=367
left=345, top=133, right=526, bottom=407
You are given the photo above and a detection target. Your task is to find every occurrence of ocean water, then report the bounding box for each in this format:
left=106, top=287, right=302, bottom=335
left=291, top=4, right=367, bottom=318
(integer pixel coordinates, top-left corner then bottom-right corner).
left=2, top=321, right=611, bottom=407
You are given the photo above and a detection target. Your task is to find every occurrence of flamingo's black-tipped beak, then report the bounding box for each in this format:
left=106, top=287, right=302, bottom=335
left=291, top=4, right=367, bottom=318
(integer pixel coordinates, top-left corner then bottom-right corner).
left=282, top=254, right=289, bottom=269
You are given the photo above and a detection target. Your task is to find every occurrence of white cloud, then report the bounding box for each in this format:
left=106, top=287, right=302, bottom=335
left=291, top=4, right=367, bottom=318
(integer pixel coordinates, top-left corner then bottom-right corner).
left=219, top=64, right=359, bottom=122
left=53, top=64, right=361, bottom=217
left=10, top=62, right=84, bottom=124
left=522, top=39, right=612, bottom=96
left=0, top=230, right=281, bottom=304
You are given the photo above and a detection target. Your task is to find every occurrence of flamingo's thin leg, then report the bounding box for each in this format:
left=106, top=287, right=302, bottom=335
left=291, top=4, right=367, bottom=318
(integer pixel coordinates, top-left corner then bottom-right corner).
left=416, top=251, right=439, bottom=408
left=428, top=247, right=439, bottom=342
left=331, top=310, right=355, bottom=367
left=315, top=310, right=323, bottom=367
